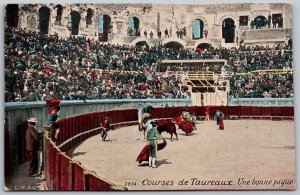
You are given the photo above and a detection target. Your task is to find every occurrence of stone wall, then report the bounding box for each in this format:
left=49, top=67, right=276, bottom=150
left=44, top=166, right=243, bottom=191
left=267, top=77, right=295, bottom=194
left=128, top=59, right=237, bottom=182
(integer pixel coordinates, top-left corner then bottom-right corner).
left=6, top=3, right=292, bottom=48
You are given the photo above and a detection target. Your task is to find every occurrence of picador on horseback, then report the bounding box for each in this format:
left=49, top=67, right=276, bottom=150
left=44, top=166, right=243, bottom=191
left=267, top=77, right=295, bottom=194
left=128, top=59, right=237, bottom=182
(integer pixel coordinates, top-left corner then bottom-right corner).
left=138, top=105, right=154, bottom=140
left=171, top=108, right=196, bottom=136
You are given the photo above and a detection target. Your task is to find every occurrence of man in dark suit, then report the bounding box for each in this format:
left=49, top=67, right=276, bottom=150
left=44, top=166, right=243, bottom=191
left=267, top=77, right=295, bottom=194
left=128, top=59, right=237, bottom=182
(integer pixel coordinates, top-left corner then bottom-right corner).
left=26, top=118, right=40, bottom=176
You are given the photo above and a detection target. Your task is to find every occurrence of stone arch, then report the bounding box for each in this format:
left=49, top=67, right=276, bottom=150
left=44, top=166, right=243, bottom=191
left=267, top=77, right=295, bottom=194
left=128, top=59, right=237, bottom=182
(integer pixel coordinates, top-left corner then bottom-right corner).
left=194, top=39, right=219, bottom=49
left=6, top=4, right=19, bottom=27
left=55, top=4, right=63, bottom=22
left=162, top=37, right=187, bottom=49
left=38, top=6, right=51, bottom=34
left=130, top=37, right=152, bottom=46
left=95, top=11, right=111, bottom=24
left=192, top=19, right=205, bottom=39
left=186, top=16, right=208, bottom=40
left=128, top=16, right=141, bottom=36
left=219, top=15, right=237, bottom=26
left=189, top=16, right=208, bottom=28
left=162, top=37, right=187, bottom=47
left=127, top=12, right=143, bottom=22
left=253, top=15, right=268, bottom=29
left=86, top=8, right=94, bottom=27
left=97, top=14, right=112, bottom=42
left=222, top=18, right=236, bottom=43
left=69, top=11, right=81, bottom=35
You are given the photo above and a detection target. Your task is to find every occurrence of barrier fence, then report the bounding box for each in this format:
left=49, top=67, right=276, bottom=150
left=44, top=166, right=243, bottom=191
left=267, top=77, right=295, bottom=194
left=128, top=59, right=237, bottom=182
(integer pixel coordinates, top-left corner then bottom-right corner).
left=15, top=106, right=293, bottom=190
left=43, top=134, right=124, bottom=191
left=228, top=97, right=293, bottom=106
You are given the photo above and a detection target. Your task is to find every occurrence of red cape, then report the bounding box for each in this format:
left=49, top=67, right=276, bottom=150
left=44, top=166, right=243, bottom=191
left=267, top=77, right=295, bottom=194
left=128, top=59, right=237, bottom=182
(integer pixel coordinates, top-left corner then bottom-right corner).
left=219, top=116, right=224, bottom=130
left=179, top=121, right=194, bottom=134
left=46, top=98, right=61, bottom=115
left=171, top=116, right=194, bottom=135
left=136, top=140, right=167, bottom=164
left=171, top=116, right=182, bottom=124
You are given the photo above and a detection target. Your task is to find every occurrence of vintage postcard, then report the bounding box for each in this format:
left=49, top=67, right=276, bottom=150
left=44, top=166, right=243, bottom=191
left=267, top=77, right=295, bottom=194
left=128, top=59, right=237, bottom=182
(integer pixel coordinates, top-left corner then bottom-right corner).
left=4, top=1, right=295, bottom=191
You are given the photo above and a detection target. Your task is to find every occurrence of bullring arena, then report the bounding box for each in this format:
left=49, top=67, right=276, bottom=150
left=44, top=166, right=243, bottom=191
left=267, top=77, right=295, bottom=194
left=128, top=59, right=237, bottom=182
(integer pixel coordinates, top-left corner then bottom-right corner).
left=71, top=119, right=295, bottom=190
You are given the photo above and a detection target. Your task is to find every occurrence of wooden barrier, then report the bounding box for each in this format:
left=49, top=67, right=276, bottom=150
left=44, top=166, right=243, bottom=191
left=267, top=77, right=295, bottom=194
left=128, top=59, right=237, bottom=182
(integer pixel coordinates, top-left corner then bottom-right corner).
left=84, top=171, right=116, bottom=191
left=71, top=162, right=84, bottom=190
left=5, top=125, right=10, bottom=178
left=60, top=153, right=69, bottom=190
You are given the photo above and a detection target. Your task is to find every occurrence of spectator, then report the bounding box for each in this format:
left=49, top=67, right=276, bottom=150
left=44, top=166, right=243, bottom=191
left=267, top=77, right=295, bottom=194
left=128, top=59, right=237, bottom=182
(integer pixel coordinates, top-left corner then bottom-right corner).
left=150, top=31, right=153, bottom=39
left=26, top=118, right=40, bottom=176
left=272, top=17, right=277, bottom=28
left=157, top=29, right=162, bottom=39
left=250, top=20, right=254, bottom=29
left=183, top=27, right=187, bottom=36
left=204, top=29, right=208, bottom=38
left=268, top=14, right=271, bottom=28
left=164, top=28, right=169, bottom=38
left=4, top=27, right=292, bottom=102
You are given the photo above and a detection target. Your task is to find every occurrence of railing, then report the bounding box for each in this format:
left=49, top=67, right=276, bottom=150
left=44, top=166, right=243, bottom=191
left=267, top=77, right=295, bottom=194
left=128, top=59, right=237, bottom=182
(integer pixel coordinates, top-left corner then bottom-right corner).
left=16, top=106, right=293, bottom=190
left=43, top=133, right=126, bottom=190
left=229, top=98, right=293, bottom=106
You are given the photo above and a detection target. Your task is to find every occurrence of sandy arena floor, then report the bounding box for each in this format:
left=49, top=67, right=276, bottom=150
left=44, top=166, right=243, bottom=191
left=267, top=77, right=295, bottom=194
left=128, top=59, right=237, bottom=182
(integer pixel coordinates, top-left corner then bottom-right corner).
left=70, top=120, right=296, bottom=190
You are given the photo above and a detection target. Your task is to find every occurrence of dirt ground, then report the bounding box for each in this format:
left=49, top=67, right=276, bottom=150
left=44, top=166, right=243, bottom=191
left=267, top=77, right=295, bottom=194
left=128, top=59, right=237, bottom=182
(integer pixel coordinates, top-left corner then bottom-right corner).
left=71, top=120, right=296, bottom=190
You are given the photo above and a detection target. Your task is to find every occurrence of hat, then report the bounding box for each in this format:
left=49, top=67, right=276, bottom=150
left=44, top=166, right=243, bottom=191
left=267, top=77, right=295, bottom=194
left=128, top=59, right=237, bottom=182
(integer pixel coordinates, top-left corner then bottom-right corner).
left=28, top=118, right=38, bottom=123
left=150, top=120, right=158, bottom=125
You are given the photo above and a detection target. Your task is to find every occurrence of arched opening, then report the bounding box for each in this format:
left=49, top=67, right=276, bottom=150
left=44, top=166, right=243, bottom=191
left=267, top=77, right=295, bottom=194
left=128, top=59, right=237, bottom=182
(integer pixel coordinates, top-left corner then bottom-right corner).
left=135, top=41, right=149, bottom=49
left=254, top=15, right=267, bottom=29
left=192, top=19, right=204, bottom=39
left=222, top=18, right=235, bottom=43
left=164, top=41, right=184, bottom=49
left=98, top=14, right=111, bottom=42
left=68, top=11, right=81, bottom=35
left=196, top=43, right=212, bottom=51
left=128, top=17, right=140, bottom=36
left=6, top=4, right=19, bottom=27
left=55, top=4, right=63, bottom=22
left=86, top=8, right=94, bottom=27
left=39, top=6, right=51, bottom=34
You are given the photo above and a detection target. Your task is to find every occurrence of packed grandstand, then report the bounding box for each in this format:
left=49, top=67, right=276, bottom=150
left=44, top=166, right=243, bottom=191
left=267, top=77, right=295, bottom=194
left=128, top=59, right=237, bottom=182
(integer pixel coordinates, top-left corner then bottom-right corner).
left=4, top=26, right=293, bottom=102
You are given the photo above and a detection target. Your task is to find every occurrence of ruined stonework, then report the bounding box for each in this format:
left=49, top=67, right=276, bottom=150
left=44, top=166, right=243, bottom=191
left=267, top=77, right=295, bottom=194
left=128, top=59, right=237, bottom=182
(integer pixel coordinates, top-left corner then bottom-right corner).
left=5, top=3, right=292, bottom=48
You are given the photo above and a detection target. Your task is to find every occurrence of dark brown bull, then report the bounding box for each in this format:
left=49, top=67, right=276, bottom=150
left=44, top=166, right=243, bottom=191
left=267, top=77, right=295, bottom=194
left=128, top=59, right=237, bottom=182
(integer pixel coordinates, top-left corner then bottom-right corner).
left=157, top=120, right=178, bottom=140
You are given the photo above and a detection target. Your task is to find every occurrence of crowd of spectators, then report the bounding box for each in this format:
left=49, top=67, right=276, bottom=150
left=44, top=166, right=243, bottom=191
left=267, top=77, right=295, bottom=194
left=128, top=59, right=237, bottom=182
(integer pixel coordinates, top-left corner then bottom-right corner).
left=4, top=27, right=190, bottom=102
left=229, top=72, right=293, bottom=98
left=4, top=27, right=293, bottom=102
left=222, top=44, right=293, bottom=73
